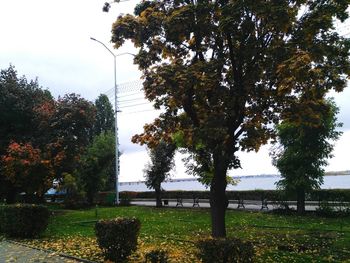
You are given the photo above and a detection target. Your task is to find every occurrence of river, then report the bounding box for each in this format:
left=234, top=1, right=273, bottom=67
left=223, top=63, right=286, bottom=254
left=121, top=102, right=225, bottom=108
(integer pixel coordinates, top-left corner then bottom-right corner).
left=119, top=174, right=350, bottom=192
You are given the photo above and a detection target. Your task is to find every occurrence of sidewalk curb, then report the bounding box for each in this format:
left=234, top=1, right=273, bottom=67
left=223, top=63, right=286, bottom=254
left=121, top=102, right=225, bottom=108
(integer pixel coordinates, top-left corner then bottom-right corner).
left=6, top=240, right=98, bottom=263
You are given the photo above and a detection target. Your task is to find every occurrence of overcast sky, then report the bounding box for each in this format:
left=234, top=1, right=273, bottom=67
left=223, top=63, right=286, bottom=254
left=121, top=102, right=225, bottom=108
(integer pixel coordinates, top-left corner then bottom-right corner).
left=0, top=0, right=349, bottom=182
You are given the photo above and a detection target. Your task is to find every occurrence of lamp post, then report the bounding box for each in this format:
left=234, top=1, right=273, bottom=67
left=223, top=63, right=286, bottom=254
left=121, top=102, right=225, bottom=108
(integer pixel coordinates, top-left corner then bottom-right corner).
left=90, top=37, right=122, bottom=205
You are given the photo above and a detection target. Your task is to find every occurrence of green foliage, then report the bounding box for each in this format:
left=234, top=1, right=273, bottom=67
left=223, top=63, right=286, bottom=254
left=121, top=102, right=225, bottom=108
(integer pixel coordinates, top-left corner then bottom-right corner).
left=60, top=173, right=87, bottom=209
left=316, top=200, right=350, bottom=218
left=95, top=191, right=116, bottom=206
left=196, top=238, right=254, bottom=263
left=0, top=204, right=4, bottom=233
left=272, top=99, right=342, bottom=213
left=0, top=65, right=54, bottom=202
left=144, top=141, right=176, bottom=207
left=119, top=193, right=133, bottom=206
left=145, top=249, right=169, bottom=263
left=0, top=65, right=53, bottom=155
left=93, top=94, right=114, bottom=136
left=95, top=217, right=141, bottom=262
left=78, top=131, right=116, bottom=204
left=118, top=189, right=350, bottom=203
left=0, top=204, right=49, bottom=238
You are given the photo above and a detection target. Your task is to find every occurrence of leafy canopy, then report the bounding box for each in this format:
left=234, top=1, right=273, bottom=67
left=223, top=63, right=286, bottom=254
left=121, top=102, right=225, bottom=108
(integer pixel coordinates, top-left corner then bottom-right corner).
left=272, top=98, right=342, bottom=193
left=112, top=0, right=350, bottom=174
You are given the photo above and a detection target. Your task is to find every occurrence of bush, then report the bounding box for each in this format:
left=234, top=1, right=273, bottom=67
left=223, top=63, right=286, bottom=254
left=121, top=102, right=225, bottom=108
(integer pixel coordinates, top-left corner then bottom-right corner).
left=145, top=249, right=169, bottom=263
left=94, top=191, right=115, bottom=206
left=316, top=200, right=350, bottom=217
left=122, top=189, right=350, bottom=203
left=95, top=217, right=141, bottom=262
left=64, top=190, right=89, bottom=209
left=0, top=204, right=49, bottom=238
left=196, top=238, right=254, bottom=263
left=0, top=204, right=4, bottom=233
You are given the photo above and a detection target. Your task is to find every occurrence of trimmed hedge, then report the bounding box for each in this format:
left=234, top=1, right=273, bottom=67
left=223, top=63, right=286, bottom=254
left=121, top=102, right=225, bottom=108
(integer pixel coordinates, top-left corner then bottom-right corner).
left=114, top=189, right=350, bottom=202
left=95, top=217, right=141, bottom=262
left=0, top=204, right=4, bottom=233
left=196, top=238, right=254, bottom=263
left=0, top=204, right=49, bottom=238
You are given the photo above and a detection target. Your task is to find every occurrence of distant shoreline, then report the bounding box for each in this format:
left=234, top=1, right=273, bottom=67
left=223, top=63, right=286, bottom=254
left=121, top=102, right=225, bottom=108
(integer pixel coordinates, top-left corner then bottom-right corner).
left=325, top=171, right=350, bottom=176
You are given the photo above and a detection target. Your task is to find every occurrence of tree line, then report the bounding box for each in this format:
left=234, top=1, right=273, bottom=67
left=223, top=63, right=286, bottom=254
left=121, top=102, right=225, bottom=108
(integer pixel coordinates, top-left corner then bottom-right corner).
left=0, top=65, right=116, bottom=205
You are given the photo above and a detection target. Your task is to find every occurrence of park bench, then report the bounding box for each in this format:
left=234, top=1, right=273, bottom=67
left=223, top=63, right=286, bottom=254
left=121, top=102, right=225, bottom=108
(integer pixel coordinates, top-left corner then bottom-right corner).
left=176, top=197, right=183, bottom=207
left=193, top=197, right=200, bottom=207
left=237, top=198, right=245, bottom=209
left=261, top=198, right=269, bottom=210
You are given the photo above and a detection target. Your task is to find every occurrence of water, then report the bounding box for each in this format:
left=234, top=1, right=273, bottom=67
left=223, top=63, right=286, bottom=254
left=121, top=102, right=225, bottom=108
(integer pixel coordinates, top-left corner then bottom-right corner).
left=119, top=174, right=350, bottom=192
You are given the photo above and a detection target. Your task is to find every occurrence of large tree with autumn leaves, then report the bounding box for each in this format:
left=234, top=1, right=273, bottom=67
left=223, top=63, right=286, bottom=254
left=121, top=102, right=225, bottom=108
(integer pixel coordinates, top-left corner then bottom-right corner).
left=0, top=66, right=96, bottom=203
left=111, top=0, right=350, bottom=237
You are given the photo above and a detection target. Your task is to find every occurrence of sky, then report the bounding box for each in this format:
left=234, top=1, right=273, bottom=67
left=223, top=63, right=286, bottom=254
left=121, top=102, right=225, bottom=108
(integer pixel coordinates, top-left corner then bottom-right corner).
left=0, top=0, right=349, bottom=182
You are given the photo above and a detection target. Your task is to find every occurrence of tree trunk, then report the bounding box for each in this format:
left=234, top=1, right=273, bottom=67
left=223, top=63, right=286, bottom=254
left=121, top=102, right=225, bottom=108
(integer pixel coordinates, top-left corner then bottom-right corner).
left=297, top=189, right=305, bottom=215
left=155, top=186, right=162, bottom=208
left=210, top=158, right=229, bottom=238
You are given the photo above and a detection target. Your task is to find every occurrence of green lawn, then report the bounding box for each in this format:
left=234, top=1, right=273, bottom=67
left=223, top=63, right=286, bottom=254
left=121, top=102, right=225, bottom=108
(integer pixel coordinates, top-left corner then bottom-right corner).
left=21, top=205, right=350, bottom=262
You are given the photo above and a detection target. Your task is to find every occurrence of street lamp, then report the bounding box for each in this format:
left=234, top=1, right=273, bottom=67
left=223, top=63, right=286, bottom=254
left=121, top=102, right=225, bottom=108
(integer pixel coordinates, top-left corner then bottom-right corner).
left=90, top=37, right=135, bottom=205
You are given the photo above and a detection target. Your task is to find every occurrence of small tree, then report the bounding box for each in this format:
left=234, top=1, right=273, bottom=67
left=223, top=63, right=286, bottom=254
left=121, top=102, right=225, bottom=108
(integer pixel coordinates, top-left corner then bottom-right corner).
left=272, top=98, right=342, bottom=214
left=144, top=141, right=176, bottom=207
left=93, top=94, right=114, bottom=137
left=79, top=131, right=115, bottom=204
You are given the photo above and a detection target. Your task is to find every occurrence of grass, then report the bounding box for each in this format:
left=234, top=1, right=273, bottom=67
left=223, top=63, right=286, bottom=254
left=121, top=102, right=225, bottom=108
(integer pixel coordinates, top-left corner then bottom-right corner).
left=18, top=205, right=350, bottom=262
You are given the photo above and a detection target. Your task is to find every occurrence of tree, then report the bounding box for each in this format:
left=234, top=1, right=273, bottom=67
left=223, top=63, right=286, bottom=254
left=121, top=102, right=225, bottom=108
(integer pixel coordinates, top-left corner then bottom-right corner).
left=272, top=98, right=342, bottom=214
left=93, top=94, right=115, bottom=137
left=111, top=0, right=350, bottom=237
left=0, top=65, right=54, bottom=202
left=48, top=93, right=96, bottom=176
left=1, top=141, right=54, bottom=203
left=0, top=65, right=53, bottom=155
left=79, top=131, right=116, bottom=204
left=144, top=141, right=176, bottom=207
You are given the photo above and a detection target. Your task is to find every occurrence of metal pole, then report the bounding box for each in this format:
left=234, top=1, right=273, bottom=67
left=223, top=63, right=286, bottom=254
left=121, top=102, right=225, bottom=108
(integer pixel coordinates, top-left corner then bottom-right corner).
left=90, top=37, right=119, bottom=205
left=113, top=55, right=119, bottom=205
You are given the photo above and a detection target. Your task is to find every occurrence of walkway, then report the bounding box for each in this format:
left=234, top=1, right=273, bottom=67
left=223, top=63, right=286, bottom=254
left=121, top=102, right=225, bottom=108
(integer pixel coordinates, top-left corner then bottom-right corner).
left=130, top=199, right=319, bottom=211
left=0, top=241, right=79, bottom=263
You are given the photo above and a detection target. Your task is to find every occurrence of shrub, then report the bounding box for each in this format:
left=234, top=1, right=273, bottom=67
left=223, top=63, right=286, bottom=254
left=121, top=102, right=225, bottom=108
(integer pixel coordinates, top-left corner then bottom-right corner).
left=196, top=238, right=254, bottom=263
left=119, top=194, right=132, bottom=206
left=95, top=217, right=141, bottom=262
left=124, top=189, right=350, bottom=203
left=0, top=204, right=49, bottom=238
left=316, top=200, right=350, bottom=218
left=0, top=204, right=4, bottom=233
left=95, top=191, right=116, bottom=206
left=145, top=249, right=169, bottom=263
left=64, top=190, right=89, bottom=209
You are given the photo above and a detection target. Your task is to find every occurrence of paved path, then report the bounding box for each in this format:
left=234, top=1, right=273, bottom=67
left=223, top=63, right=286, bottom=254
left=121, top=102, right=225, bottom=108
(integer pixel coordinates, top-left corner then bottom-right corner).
left=0, top=241, right=79, bottom=263
left=130, top=200, right=318, bottom=211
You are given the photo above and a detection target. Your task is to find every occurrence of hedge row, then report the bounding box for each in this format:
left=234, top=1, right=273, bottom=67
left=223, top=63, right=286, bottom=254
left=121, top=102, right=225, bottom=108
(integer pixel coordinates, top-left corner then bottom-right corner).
left=0, top=204, right=49, bottom=238
left=94, top=189, right=350, bottom=205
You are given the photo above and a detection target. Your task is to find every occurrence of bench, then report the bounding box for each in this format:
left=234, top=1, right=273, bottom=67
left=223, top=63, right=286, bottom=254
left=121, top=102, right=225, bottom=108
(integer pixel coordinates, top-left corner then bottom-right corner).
left=176, top=197, right=183, bottom=207
left=193, top=197, right=200, bottom=207
left=237, top=198, right=245, bottom=209
left=261, top=198, right=269, bottom=210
